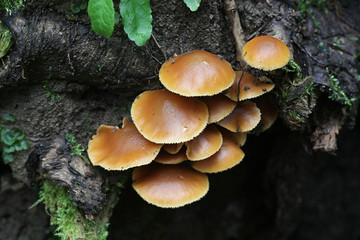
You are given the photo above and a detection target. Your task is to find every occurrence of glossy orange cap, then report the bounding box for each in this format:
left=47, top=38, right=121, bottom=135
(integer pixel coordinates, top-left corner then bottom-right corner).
left=159, top=50, right=235, bottom=96
left=87, top=118, right=162, bottom=170
left=132, top=164, right=209, bottom=208
left=242, top=36, right=290, bottom=71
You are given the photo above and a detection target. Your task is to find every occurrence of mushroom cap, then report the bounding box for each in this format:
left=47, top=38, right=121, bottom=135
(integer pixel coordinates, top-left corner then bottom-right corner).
left=87, top=118, right=162, bottom=171
left=131, top=89, right=209, bottom=144
left=163, top=143, right=184, bottom=154
left=132, top=164, right=209, bottom=208
left=186, top=125, right=223, bottom=161
left=200, top=94, right=237, bottom=123
left=159, top=50, right=236, bottom=97
left=154, top=148, right=188, bottom=165
left=217, top=100, right=261, bottom=132
left=254, top=96, right=278, bottom=132
left=191, top=135, right=245, bottom=173
left=218, top=126, right=247, bottom=147
left=242, top=36, right=291, bottom=71
left=224, top=71, right=275, bottom=101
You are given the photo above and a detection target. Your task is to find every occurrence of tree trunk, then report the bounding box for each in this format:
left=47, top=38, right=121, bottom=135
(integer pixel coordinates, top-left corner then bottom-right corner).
left=0, top=0, right=359, bottom=239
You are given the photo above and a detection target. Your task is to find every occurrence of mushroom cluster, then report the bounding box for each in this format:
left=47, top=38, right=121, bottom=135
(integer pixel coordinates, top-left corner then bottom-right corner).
left=87, top=36, right=290, bottom=208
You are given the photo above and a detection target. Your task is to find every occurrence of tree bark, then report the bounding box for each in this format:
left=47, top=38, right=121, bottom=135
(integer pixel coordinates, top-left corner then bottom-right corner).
left=0, top=0, right=360, bottom=239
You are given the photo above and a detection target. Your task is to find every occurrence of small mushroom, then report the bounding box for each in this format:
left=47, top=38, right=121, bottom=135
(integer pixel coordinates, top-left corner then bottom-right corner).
left=217, top=101, right=261, bottom=132
left=154, top=148, right=188, bottom=165
left=163, top=143, right=184, bottom=154
left=185, top=125, right=223, bottom=161
left=159, top=50, right=236, bottom=97
left=254, top=96, right=278, bottom=132
left=131, top=89, right=209, bottom=144
left=87, top=118, right=162, bottom=171
left=224, top=71, right=275, bottom=102
left=218, top=126, right=247, bottom=147
left=132, top=164, right=209, bottom=208
left=199, top=94, right=237, bottom=123
left=191, top=134, right=245, bottom=173
left=242, top=36, right=291, bottom=71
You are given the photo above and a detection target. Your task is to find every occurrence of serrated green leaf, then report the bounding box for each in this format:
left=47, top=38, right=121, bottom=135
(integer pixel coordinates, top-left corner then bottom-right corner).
left=2, top=152, right=14, bottom=164
left=184, top=0, right=201, bottom=11
left=1, top=128, right=16, bottom=145
left=88, top=0, right=115, bottom=39
left=120, top=0, right=152, bottom=46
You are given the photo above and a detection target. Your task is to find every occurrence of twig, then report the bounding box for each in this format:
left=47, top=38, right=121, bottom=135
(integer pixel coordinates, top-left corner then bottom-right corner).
left=223, top=0, right=247, bottom=68
left=151, top=33, right=167, bottom=62
left=334, top=0, right=340, bottom=18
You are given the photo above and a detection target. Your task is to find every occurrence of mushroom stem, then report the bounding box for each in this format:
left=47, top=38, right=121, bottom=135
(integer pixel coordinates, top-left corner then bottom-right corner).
left=223, top=0, right=247, bottom=67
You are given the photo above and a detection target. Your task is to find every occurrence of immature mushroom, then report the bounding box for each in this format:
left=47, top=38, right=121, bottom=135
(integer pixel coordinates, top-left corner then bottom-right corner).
left=159, top=50, right=236, bottom=97
left=185, top=125, right=223, bottom=161
left=87, top=118, right=162, bottom=171
left=242, top=36, right=291, bottom=71
left=224, top=71, right=275, bottom=102
left=200, top=94, right=237, bottom=123
left=154, top=148, right=188, bottom=165
left=191, top=135, right=245, bottom=173
left=132, top=164, right=209, bottom=208
left=254, top=96, right=278, bottom=132
left=218, top=126, right=247, bottom=147
left=163, top=143, right=184, bottom=154
left=217, top=100, right=261, bottom=132
left=131, top=89, right=209, bottom=144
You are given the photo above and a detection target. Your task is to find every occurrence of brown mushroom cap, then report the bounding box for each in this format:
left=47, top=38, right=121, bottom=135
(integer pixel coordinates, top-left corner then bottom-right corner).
left=132, top=164, right=209, bottom=208
left=254, top=96, right=278, bottom=132
left=224, top=71, right=275, bottom=101
left=163, top=143, right=184, bottom=154
left=242, top=36, right=291, bottom=71
left=87, top=118, right=162, bottom=171
left=159, top=50, right=236, bottom=96
left=191, top=135, right=245, bottom=173
left=154, top=148, right=188, bottom=165
left=185, top=125, right=223, bottom=161
left=217, top=101, right=261, bottom=132
left=200, top=95, right=237, bottom=123
left=131, top=89, right=209, bottom=144
left=218, top=126, right=247, bottom=147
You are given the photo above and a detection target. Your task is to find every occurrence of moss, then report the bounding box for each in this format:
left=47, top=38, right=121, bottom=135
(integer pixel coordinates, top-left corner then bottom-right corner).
left=326, top=67, right=356, bottom=107
left=297, top=0, right=328, bottom=28
left=0, top=0, right=24, bottom=14
left=33, top=180, right=109, bottom=240
left=0, top=21, right=12, bottom=59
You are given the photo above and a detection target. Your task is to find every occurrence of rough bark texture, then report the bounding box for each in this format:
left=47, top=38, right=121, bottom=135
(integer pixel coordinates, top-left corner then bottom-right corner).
left=0, top=0, right=360, bottom=239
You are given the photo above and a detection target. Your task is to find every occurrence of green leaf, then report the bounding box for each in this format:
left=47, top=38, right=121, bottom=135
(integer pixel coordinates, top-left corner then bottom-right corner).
left=13, top=128, right=25, bottom=141
left=14, top=140, right=29, bottom=151
left=71, top=4, right=81, bottom=13
left=80, top=1, right=87, bottom=10
left=3, top=145, right=15, bottom=153
left=120, top=0, right=152, bottom=46
left=183, top=0, right=201, bottom=11
left=2, top=152, right=14, bottom=164
left=1, top=128, right=16, bottom=145
left=3, top=113, right=15, bottom=122
left=88, top=0, right=115, bottom=39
